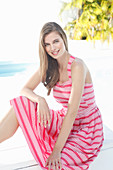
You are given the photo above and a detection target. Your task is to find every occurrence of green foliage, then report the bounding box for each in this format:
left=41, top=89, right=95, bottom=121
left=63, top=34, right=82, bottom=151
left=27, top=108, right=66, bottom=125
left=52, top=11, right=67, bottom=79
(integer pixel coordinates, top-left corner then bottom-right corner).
left=59, top=0, right=113, bottom=42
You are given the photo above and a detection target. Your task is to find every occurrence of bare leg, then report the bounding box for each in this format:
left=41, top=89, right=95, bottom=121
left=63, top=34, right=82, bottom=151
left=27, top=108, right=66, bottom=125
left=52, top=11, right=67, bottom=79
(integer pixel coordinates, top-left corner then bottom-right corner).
left=0, top=106, right=19, bottom=143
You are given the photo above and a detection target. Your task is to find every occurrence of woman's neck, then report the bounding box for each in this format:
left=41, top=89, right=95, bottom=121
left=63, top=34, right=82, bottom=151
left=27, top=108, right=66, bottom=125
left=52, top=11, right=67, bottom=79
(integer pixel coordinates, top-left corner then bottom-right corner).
left=57, top=52, right=70, bottom=71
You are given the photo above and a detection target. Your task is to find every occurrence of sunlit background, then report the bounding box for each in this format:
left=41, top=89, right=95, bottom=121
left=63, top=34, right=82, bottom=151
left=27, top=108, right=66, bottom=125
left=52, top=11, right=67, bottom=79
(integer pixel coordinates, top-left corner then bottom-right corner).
left=0, top=0, right=113, bottom=128
left=0, top=0, right=62, bottom=63
left=0, top=0, right=113, bottom=160
left=0, top=0, right=62, bottom=113
left=0, top=0, right=113, bottom=168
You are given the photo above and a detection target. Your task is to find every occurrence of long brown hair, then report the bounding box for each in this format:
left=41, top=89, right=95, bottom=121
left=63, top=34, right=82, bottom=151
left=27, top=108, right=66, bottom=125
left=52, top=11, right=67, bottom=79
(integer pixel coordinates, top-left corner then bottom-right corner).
left=39, top=22, right=68, bottom=95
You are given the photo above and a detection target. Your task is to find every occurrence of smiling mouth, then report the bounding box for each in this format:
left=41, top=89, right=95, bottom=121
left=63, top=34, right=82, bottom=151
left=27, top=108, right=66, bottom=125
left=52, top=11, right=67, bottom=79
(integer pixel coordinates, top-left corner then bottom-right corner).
left=51, top=50, right=60, bottom=55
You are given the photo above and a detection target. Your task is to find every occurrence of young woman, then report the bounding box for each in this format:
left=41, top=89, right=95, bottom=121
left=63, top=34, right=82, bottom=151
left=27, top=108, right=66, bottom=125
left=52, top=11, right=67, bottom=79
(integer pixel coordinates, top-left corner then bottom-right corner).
left=0, top=22, right=104, bottom=170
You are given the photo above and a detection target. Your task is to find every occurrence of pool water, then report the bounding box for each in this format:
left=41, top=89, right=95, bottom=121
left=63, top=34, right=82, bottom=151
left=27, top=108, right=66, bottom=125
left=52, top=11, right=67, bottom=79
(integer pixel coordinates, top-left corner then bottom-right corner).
left=0, top=61, right=32, bottom=77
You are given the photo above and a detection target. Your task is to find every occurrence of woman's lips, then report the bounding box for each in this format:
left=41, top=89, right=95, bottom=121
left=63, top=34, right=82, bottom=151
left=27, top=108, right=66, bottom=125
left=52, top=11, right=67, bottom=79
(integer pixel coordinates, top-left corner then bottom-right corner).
left=51, top=50, right=60, bottom=55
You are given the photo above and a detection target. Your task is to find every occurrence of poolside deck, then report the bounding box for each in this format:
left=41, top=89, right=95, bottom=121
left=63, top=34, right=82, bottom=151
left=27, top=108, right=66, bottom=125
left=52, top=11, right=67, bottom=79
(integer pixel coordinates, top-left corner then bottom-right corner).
left=0, top=125, right=113, bottom=170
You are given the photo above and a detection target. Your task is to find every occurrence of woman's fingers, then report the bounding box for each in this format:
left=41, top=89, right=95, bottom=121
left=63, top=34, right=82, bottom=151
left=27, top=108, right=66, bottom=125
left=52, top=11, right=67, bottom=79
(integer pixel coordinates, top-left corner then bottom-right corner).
left=40, top=112, right=44, bottom=127
left=51, top=160, right=61, bottom=170
left=37, top=98, right=51, bottom=128
left=55, top=160, right=59, bottom=170
left=38, top=111, right=41, bottom=124
left=48, top=160, right=51, bottom=170
left=58, top=158, right=62, bottom=170
left=38, top=110, right=51, bottom=128
left=48, top=161, right=55, bottom=170
left=47, top=111, right=51, bottom=126
left=45, top=155, right=61, bottom=169
left=52, top=162, right=55, bottom=170
left=44, top=112, right=51, bottom=128
left=43, top=114, right=47, bottom=128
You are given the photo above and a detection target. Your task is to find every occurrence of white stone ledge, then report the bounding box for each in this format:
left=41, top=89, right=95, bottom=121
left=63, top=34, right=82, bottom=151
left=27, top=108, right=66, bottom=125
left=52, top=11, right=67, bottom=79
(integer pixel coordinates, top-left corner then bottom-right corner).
left=0, top=124, right=113, bottom=170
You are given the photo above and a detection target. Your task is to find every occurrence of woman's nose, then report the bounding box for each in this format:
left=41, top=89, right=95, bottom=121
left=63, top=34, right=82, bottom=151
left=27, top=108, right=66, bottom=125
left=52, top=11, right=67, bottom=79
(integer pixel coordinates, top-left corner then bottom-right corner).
left=50, top=44, right=55, bottom=51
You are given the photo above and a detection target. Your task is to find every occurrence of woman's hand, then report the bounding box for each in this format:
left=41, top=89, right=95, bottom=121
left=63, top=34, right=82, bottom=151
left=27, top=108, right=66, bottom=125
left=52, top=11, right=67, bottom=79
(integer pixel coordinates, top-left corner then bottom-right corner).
left=37, top=97, right=51, bottom=128
left=45, top=149, right=62, bottom=170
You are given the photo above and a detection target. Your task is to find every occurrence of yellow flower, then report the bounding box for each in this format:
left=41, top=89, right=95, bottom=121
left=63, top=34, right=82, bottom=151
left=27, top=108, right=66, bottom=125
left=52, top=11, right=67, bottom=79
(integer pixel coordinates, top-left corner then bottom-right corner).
left=86, top=0, right=94, bottom=2
left=94, top=8, right=102, bottom=15
left=101, top=1, right=108, bottom=13
left=111, top=27, right=113, bottom=32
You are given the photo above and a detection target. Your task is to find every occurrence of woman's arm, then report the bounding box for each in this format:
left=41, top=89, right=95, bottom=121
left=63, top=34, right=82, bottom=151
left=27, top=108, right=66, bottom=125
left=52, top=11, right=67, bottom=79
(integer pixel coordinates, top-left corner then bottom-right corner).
left=53, top=59, right=87, bottom=152
left=20, top=67, right=51, bottom=127
left=20, top=67, right=43, bottom=103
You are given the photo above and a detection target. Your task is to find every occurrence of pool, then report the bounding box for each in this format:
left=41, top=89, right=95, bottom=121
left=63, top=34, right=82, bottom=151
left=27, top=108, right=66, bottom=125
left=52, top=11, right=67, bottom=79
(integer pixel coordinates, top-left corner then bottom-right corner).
left=0, top=61, right=32, bottom=77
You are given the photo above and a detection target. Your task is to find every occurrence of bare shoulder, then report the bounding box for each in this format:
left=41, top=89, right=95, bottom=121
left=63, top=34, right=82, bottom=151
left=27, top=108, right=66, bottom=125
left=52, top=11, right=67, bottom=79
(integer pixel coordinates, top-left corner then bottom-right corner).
left=71, top=57, right=87, bottom=72
left=71, top=57, right=92, bottom=84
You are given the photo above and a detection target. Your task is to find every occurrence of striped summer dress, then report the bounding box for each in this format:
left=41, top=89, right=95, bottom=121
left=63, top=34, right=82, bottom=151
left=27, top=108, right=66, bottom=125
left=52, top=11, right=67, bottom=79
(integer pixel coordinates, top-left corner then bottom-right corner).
left=10, top=55, right=104, bottom=170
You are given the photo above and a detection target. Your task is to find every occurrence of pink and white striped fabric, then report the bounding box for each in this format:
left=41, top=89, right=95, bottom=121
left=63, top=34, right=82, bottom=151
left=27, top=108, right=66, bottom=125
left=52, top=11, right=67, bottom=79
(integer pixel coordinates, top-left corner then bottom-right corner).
left=10, top=55, right=104, bottom=170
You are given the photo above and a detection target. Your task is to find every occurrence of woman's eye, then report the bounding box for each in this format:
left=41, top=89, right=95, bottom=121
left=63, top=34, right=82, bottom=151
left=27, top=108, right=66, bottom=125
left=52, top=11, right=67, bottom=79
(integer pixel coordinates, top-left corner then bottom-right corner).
left=45, top=43, right=49, bottom=47
left=54, top=40, right=59, bottom=43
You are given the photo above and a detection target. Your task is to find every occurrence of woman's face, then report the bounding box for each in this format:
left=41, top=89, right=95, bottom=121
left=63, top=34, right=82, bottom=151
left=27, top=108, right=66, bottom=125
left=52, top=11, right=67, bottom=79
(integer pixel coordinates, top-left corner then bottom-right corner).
left=44, top=31, right=66, bottom=59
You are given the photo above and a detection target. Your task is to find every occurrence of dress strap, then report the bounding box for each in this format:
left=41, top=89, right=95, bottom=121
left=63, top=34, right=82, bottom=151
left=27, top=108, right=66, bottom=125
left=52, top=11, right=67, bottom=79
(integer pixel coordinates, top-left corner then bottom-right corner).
left=67, top=55, right=76, bottom=81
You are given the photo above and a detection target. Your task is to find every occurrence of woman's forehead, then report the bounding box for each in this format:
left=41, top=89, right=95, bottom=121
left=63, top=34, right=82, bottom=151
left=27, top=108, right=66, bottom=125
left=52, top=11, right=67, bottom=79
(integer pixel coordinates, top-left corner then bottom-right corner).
left=44, top=32, right=61, bottom=42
